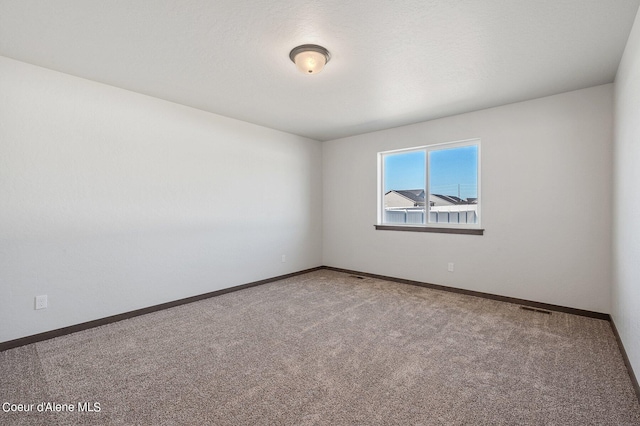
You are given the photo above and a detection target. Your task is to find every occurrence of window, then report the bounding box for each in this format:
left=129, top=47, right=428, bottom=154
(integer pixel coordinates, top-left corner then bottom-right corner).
left=377, top=139, right=482, bottom=235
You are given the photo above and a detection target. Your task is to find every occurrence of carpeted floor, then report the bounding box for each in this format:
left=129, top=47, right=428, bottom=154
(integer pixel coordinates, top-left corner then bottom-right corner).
left=1, top=269, right=639, bottom=425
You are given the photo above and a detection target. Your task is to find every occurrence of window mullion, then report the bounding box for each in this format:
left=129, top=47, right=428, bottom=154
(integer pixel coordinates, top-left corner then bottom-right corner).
left=425, top=148, right=430, bottom=225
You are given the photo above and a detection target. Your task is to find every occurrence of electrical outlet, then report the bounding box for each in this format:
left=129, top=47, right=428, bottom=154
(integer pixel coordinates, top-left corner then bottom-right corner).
left=447, top=262, right=454, bottom=272
left=281, top=255, right=286, bottom=263
left=35, top=295, right=48, bottom=310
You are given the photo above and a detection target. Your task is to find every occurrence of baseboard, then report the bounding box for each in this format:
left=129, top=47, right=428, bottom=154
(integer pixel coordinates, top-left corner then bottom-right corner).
left=4, top=264, right=637, bottom=408
left=0, top=266, right=323, bottom=352
left=609, top=318, right=640, bottom=403
left=321, top=266, right=610, bottom=320
left=0, top=265, right=614, bottom=351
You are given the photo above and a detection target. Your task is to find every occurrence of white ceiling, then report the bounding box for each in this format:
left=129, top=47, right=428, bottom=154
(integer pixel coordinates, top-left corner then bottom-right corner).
left=1, top=0, right=639, bottom=141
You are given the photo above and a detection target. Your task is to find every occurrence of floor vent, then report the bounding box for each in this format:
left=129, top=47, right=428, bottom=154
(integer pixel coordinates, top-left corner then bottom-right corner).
left=520, top=306, right=552, bottom=315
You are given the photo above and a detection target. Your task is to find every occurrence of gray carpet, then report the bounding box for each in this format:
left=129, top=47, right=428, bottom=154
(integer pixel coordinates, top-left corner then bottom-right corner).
left=1, top=269, right=639, bottom=425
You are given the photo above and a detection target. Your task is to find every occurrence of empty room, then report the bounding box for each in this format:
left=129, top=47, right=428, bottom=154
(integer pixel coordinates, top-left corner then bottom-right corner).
left=2, top=0, right=640, bottom=424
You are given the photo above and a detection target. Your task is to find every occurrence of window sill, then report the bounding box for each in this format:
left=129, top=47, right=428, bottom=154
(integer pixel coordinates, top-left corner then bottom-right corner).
left=374, top=224, right=484, bottom=235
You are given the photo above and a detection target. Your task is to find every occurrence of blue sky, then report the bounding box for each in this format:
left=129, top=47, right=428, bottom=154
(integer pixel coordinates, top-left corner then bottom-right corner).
left=384, top=146, right=478, bottom=199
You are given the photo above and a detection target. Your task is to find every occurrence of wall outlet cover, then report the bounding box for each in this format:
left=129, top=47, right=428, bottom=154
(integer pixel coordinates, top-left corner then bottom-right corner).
left=35, top=295, right=48, bottom=310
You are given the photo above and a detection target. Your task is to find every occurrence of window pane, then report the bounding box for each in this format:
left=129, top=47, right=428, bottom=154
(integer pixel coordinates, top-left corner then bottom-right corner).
left=428, top=145, right=478, bottom=224
left=383, top=151, right=426, bottom=224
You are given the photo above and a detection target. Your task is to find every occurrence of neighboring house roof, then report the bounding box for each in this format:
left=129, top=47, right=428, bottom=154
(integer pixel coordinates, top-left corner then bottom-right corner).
left=385, top=189, right=426, bottom=204
left=432, top=194, right=466, bottom=204
left=386, top=190, right=475, bottom=205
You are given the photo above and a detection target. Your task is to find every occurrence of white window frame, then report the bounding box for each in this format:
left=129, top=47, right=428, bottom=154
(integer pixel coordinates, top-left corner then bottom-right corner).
left=377, top=138, right=482, bottom=232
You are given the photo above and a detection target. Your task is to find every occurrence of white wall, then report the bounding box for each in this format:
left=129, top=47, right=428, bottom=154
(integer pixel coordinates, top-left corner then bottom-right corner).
left=323, top=85, right=613, bottom=313
left=613, top=7, right=640, bottom=384
left=0, top=56, right=323, bottom=343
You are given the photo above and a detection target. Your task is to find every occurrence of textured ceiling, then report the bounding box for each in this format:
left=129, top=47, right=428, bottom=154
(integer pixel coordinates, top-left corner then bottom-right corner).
left=1, top=0, right=639, bottom=141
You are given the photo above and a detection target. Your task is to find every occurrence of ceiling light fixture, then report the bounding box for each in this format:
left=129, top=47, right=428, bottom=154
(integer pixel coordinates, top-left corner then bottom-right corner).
left=289, top=44, right=331, bottom=74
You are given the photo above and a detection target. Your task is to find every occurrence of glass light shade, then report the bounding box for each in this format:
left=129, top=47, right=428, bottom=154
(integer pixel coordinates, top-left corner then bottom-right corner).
left=289, top=44, right=330, bottom=75
left=294, top=50, right=327, bottom=74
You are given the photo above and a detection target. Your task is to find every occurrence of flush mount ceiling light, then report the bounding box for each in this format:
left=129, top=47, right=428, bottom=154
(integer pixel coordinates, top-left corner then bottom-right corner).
left=289, top=44, right=331, bottom=74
